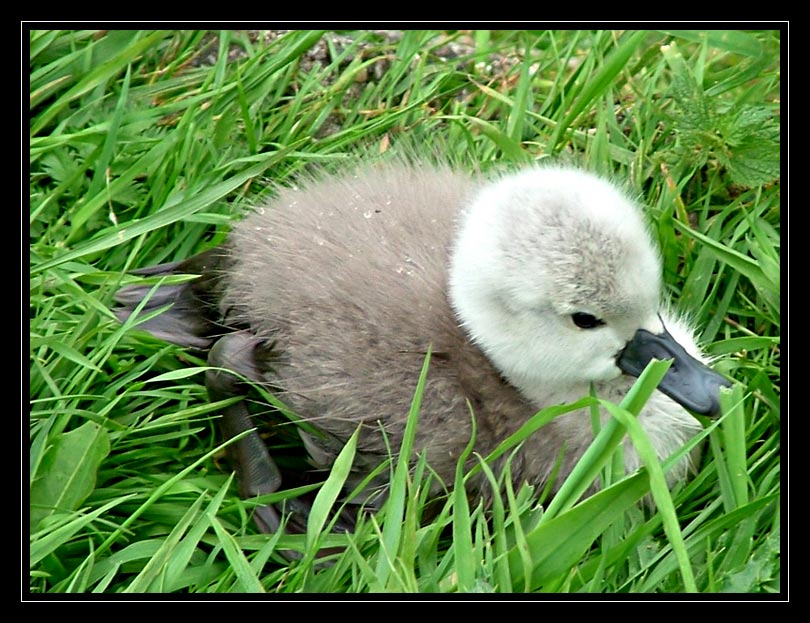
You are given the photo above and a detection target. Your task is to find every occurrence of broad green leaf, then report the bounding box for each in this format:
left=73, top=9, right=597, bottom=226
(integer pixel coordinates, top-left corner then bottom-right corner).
left=30, top=420, right=110, bottom=531
left=719, top=528, right=780, bottom=592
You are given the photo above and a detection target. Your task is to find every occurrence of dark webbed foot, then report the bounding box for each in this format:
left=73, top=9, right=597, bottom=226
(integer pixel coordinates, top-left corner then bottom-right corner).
left=207, top=332, right=356, bottom=561
left=206, top=332, right=288, bottom=533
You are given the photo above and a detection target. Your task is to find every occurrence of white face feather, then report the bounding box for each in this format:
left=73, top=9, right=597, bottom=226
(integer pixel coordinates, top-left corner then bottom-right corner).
left=449, top=166, right=678, bottom=406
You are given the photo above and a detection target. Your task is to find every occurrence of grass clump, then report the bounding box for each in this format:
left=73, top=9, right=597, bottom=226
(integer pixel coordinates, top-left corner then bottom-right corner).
left=29, top=28, right=780, bottom=594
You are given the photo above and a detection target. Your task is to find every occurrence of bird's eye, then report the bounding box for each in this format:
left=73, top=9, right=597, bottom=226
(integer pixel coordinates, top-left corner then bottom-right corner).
left=571, top=312, right=605, bottom=329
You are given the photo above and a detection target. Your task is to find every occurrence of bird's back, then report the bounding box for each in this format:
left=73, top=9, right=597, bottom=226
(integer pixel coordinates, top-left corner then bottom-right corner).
left=221, top=164, right=537, bottom=492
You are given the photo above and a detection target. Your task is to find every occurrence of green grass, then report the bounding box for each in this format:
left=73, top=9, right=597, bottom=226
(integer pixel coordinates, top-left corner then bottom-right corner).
left=29, top=29, right=781, bottom=594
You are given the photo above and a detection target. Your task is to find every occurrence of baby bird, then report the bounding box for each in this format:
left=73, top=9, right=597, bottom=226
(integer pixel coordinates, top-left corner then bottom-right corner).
left=115, top=161, right=729, bottom=533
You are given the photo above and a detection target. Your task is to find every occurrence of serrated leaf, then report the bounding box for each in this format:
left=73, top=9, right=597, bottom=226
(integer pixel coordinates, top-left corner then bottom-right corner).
left=719, top=528, right=780, bottom=593
left=30, top=421, right=111, bottom=531
left=661, top=42, right=780, bottom=188
left=662, top=42, right=712, bottom=132
left=722, top=136, right=780, bottom=187
left=726, top=106, right=776, bottom=144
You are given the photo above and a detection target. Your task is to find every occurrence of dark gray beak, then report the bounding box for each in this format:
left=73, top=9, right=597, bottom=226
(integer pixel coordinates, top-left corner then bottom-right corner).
left=616, top=325, right=731, bottom=416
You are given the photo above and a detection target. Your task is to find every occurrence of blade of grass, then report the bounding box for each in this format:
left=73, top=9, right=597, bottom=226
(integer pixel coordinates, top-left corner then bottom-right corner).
left=32, top=149, right=295, bottom=275
left=150, top=475, right=235, bottom=592
left=30, top=495, right=137, bottom=567
left=303, top=426, right=360, bottom=558
left=373, top=348, right=432, bottom=590
left=70, top=64, right=133, bottom=237
left=507, top=472, right=649, bottom=590
left=91, top=429, right=255, bottom=559
left=451, top=408, right=478, bottom=592
left=31, top=31, right=170, bottom=135
left=123, top=488, right=208, bottom=592
left=541, top=359, right=672, bottom=521
left=474, top=457, right=512, bottom=592
left=601, top=400, right=697, bottom=593
left=550, top=30, right=648, bottom=151
left=209, top=515, right=265, bottom=593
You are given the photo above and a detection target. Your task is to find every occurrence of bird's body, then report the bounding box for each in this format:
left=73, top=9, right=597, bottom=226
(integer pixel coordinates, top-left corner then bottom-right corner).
left=116, top=160, right=729, bottom=526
